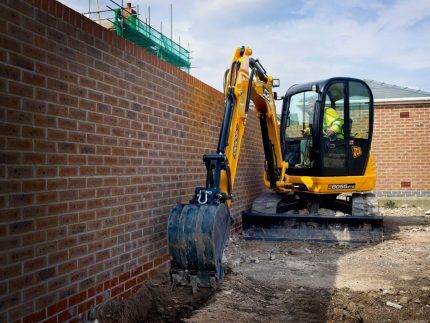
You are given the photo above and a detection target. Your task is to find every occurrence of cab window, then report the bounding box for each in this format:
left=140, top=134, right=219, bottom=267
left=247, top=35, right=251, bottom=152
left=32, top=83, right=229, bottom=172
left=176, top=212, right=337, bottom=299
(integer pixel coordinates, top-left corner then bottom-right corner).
left=285, top=91, right=318, bottom=139
left=284, top=91, right=318, bottom=168
left=349, top=81, right=370, bottom=139
left=323, top=83, right=345, bottom=141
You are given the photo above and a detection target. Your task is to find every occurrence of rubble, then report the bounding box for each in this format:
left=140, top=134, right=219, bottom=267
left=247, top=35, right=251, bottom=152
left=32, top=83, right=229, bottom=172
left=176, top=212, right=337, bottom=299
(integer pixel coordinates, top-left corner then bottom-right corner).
left=386, top=301, right=402, bottom=309
left=231, top=258, right=242, bottom=267
left=399, top=296, right=409, bottom=304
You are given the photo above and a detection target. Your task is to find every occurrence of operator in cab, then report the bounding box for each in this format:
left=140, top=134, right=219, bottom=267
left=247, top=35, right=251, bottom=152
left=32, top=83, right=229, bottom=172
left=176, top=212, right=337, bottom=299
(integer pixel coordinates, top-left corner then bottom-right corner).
left=323, top=105, right=344, bottom=140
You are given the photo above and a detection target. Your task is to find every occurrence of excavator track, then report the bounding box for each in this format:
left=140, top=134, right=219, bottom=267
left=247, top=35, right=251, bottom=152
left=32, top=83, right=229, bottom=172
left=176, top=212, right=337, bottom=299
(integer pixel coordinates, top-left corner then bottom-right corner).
left=243, top=191, right=383, bottom=243
left=251, top=190, right=285, bottom=214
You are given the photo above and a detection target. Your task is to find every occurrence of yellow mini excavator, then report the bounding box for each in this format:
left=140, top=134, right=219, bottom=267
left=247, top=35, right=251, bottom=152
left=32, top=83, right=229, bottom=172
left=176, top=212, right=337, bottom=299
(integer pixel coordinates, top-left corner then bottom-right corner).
left=167, top=47, right=382, bottom=291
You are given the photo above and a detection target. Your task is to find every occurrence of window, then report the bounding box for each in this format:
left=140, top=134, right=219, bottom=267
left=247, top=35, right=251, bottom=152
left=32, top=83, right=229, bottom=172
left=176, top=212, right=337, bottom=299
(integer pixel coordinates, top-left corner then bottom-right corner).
left=284, top=91, right=318, bottom=168
left=349, top=81, right=370, bottom=139
left=323, top=83, right=345, bottom=141
left=286, top=91, right=318, bottom=139
left=322, top=82, right=347, bottom=171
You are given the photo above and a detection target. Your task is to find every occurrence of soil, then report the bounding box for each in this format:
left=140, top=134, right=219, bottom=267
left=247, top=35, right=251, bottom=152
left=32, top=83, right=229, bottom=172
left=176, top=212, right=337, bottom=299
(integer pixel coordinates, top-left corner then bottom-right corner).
left=96, top=276, right=215, bottom=323
left=97, top=206, right=430, bottom=322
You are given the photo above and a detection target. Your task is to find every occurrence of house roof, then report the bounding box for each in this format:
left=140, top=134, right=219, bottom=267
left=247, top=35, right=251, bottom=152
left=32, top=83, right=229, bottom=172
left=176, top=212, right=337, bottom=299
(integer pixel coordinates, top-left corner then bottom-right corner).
left=364, top=79, right=430, bottom=99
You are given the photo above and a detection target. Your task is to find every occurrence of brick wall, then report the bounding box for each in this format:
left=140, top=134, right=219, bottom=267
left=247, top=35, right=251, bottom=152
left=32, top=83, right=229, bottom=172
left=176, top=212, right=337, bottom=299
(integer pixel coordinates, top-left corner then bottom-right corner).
left=0, top=1, right=265, bottom=321
left=372, top=102, right=430, bottom=196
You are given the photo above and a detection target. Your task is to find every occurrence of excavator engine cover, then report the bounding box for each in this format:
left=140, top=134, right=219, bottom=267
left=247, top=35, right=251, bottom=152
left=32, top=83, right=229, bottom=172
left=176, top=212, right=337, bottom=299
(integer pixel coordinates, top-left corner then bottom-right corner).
left=168, top=203, right=231, bottom=292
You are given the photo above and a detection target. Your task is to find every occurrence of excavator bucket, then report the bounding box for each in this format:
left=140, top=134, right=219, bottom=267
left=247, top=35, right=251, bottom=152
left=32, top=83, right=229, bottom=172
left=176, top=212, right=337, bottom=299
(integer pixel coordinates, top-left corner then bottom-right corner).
left=168, top=203, right=231, bottom=292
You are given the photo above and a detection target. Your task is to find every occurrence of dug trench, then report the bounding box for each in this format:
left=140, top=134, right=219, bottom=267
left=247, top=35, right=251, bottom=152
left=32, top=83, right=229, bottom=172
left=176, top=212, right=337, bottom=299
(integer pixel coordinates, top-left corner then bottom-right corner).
left=96, top=207, right=430, bottom=322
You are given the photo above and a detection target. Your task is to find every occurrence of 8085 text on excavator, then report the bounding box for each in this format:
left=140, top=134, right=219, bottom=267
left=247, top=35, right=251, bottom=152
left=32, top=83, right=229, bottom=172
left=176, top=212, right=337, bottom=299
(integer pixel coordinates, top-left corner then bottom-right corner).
left=167, top=46, right=382, bottom=292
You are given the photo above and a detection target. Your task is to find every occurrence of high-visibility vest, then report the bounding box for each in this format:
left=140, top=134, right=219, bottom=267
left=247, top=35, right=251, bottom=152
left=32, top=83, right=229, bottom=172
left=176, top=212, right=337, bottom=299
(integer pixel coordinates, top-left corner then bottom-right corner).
left=323, top=107, right=344, bottom=139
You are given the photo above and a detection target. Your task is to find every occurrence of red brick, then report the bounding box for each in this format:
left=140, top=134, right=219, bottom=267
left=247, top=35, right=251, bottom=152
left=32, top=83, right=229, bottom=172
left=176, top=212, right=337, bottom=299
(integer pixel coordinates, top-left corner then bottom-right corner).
left=23, top=309, right=47, bottom=323
left=36, top=191, right=57, bottom=204
left=0, top=263, right=22, bottom=280
left=7, top=110, right=33, bottom=124
left=8, top=166, right=33, bottom=178
left=9, top=193, right=34, bottom=207
left=58, top=260, right=77, bottom=275
left=22, top=126, right=46, bottom=138
left=68, top=291, right=86, bottom=306
left=9, top=273, right=36, bottom=291
left=23, top=283, right=48, bottom=301
left=35, top=114, right=57, bottom=128
left=34, top=140, right=56, bottom=153
left=7, top=138, right=33, bottom=151
left=95, top=295, right=103, bottom=305
left=154, top=256, right=162, bottom=266
left=24, top=256, right=47, bottom=273
left=110, top=284, right=124, bottom=297
left=22, top=231, right=46, bottom=247
left=0, top=152, right=20, bottom=164
left=47, top=154, right=67, bottom=165
left=22, top=179, right=46, bottom=192
left=0, top=180, right=20, bottom=193
left=9, top=81, right=34, bottom=98
left=22, top=153, right=46, bottom=164
left=22, top=71, right=46, bottom=87
left=119, top=272, right=130, bottom=283
left=58, top=308, right=73, bottom=321
left=48, top=203, right=68, bottom=214
left=0, top=62, right=20, bottom=80
left=137, top=272, right=148, bottom=284
left=125, top=277, right=137, bottom=290
left=0, top=34, right=20, bottom=52
left=36, top=166, right=57, bottom=177
left=22, top=99, right=46, bottom=113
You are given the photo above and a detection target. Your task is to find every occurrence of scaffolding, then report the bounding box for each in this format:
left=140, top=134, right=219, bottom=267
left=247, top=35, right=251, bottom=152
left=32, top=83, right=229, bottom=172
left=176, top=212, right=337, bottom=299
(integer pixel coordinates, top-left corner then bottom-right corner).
left=86, top=2, right=191, bottom=72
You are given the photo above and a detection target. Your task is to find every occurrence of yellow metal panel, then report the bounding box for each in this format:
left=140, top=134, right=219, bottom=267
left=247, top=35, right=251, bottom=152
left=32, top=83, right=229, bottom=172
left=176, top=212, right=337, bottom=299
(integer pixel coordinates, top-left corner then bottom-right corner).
left=277, top=152, right=377, bottom=194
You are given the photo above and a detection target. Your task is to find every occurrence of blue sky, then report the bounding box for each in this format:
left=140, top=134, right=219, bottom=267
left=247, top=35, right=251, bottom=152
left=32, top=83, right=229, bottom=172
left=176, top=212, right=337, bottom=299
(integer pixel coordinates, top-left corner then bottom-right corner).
left=61, top=0, right=430, bottom=95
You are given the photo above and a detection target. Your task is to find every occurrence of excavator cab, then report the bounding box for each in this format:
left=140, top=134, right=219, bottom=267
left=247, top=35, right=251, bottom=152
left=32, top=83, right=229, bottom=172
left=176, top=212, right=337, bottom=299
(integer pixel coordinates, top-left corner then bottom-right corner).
left=281, top=78, right=374, bottom=178
left=245, top=77, right=381, bottom=243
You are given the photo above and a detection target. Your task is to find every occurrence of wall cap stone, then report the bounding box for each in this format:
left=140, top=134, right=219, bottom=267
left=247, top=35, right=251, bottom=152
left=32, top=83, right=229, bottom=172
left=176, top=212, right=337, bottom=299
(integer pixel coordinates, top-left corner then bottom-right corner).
left=375, top=97, right=430, bottom=106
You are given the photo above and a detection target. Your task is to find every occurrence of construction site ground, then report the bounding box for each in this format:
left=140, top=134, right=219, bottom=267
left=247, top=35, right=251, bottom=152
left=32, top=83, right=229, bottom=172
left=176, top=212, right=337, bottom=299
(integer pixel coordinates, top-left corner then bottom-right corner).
left=97, top=206, right=430, bottom=322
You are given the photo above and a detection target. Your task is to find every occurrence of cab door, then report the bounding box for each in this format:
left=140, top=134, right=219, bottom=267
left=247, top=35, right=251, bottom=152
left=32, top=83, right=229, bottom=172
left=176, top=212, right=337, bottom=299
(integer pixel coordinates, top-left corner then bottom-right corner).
left=348, top=81, right=373, bottom=175
left=320, top=81, right=349, bottom=176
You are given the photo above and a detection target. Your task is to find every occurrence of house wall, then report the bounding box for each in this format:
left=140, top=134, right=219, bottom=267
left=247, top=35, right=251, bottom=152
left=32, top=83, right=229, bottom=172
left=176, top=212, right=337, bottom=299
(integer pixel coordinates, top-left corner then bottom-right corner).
left=373, top=102, right=430, bottom=196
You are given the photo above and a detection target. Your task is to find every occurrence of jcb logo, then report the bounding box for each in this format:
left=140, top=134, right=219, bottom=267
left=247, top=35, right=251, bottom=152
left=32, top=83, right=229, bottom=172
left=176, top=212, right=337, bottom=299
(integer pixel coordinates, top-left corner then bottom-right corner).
left=352, top=146, right=362, bottom=158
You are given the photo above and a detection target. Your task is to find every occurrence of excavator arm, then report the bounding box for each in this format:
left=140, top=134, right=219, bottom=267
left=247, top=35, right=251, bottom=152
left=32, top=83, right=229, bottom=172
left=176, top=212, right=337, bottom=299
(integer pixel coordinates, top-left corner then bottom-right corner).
left=167, top=47, right=287, bottom=292
left=197, top=46, right=287, bottom=205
